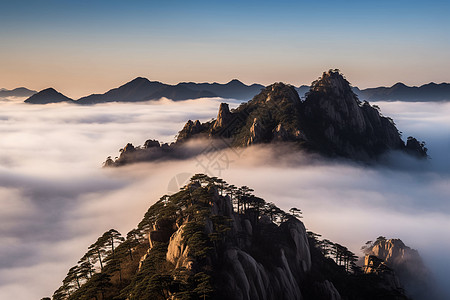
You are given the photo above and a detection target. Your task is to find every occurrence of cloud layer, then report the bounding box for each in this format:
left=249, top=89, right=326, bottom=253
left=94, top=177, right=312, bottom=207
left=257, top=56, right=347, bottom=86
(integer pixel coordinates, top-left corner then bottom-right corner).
left=0, top=99, right=449, bottom=299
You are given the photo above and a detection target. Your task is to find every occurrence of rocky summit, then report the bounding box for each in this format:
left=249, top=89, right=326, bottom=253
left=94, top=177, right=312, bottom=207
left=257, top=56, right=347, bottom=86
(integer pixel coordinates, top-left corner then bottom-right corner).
left=301, top=70, right=404, bottom=159
left=51, top=175, right=410, bottom=300
left=362, top=237, right=437, bottom=300
left=105, top=70, right=427, bottom=166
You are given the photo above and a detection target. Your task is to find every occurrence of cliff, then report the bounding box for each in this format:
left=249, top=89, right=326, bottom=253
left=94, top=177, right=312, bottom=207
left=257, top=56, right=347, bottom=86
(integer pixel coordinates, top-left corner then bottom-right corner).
left=105, top=70, right=428, bottom=166
left=363, top=237, right=436, bottom=300
left=52, top=175, right=410, bottom=300
left=301, top=70, right=404, bottom=159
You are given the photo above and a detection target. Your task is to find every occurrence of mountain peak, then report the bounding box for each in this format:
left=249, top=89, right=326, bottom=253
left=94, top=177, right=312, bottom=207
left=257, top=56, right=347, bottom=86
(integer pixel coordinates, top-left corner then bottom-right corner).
left=53, top=174, right=412, bottom=300
left=392, top=82, right=407, bottom=88
left=126, top=77, right=151, bottom=86
left=105, top=69, right=427, bottom=165
left=251, top=82, right=300, bottom=106
left=227, top=79, right=244, bottom=85
left=310, top=69, right=353, bottom=96
left=131, top=76, right=149, bottom=82
left=24, top=88, right=73, bottom=104
left=363, top=237, right=435, bottom=299
left=40, top=87, right=58, bottom=94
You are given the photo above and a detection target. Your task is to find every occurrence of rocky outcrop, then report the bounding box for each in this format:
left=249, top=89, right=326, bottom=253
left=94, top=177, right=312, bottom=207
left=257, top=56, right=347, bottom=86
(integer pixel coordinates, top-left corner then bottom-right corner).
left=148, top=217, right=177, bottom=248
left=104, top=69, right=428, bottom=167
left=55, top=175, right=412, bottom=300
left=302, top=70, right=405, bottom=158
left=405, top=137, right=428, bottom=158
left=213, top=103, right=233, bottom=130
left=218, top=216, right=313, bottom=300
left=166, top=225, right=194, bottom=269
left=280, top=218, right=312, bottom=272
left=364, top=255, right=403, bottom=292
left=247, top=118, right=264, bottom=145
left=363, top=238, right=435, bottom=300
left=272, top=123, right=304, bottom=142
left=134, top=180, right=315, bottom=299
left=173, top=82, right=306, bottom=148
left=365, top=239, right=428, bottom=281
left=143, top=139, right=160, bottom=149
left=177, top=120, right=208, bottom=142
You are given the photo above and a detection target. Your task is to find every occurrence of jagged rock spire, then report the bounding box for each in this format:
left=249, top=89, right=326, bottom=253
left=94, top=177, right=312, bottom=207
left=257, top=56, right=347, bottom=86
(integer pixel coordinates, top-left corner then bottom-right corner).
left=213, top=103, right=232, bottom=130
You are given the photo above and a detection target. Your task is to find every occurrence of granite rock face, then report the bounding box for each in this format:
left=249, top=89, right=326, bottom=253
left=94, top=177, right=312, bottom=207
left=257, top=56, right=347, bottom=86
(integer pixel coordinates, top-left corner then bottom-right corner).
left=193, top=186, right=312, bottom=300
left=54, top=175, right=414, bottom=300
left=363, top=238, right=436, bottom=300
left=213, top=103, right=233, bottom=130
left=301, top=70, right=405, bottom=159
left=105, top=70, right=428, bottom=166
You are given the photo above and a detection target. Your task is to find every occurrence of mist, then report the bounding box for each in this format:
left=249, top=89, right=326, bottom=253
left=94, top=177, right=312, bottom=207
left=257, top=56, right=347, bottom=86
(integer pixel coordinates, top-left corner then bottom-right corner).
left=0, top=99, right=449, bottom=299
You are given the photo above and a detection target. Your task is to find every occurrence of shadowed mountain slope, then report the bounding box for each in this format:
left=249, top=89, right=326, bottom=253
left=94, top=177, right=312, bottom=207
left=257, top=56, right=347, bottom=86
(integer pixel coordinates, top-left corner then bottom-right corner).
left=51, top=175, right=410, bottom=300
left=24, top=88, right=73, bottom=104
left=0, top=87, right=36, bottom=98
left=355, top=82, right=450, bottom=102
left=178, top=79, right=265, bottom=100
left=106, top=70, right=427, bottom=166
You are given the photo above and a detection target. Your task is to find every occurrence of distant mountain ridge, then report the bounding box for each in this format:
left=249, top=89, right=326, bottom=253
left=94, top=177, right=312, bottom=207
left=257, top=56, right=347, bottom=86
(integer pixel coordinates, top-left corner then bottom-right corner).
left=77, top=78, right=264, bottom=104
left=178, top=79, right=265, bottom=101
left=0, top=87, right=36, bottom=98
left=105, top=70, right=428, bottom=167
left=25, top=77, right=264, bottom=104
left=354, top=82, right=450, bottom=102
left=22, top=77, right=450, bottom=104
left=24, top=88, right=73, bottom=104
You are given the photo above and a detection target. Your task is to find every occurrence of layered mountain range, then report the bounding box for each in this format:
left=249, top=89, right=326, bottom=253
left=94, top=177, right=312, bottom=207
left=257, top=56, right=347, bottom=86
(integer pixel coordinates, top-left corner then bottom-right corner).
left=23, top=78, right=265, bottom=104
left=20, top=75, right=450, bottom=104
left=0, top=87, right=36, bottom=98
left=353, top=82, right=450, bottom=102
left=50, top=175, right=415, bottom=300
left=106, top=70, right=428, bottom=166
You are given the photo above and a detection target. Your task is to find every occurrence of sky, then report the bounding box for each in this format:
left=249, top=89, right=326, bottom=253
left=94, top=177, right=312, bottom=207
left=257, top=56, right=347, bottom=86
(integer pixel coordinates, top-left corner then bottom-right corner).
left=0, top=98, right=449, bottom=299
left=1, top=0, right=450, bottom=98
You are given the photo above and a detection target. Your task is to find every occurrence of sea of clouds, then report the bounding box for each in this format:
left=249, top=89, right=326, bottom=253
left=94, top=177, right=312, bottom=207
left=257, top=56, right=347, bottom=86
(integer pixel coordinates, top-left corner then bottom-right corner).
left=0, top=98, right=449, bottom=299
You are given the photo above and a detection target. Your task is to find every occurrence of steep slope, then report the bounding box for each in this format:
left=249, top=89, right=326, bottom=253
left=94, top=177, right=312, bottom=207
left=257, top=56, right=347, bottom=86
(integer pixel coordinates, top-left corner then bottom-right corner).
left=106, top=70, right=428, bottom=166
left=51, top=175, right=409, bottom=300
left=300, top=70, right=405, bottom=159
left=363, top=237, right=437, bottom=300
left=24, top=88, right=73, bottom=104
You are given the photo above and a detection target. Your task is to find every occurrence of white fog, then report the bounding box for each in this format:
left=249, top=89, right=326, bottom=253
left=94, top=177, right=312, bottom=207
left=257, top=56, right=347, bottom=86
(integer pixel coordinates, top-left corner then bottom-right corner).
left=0, top=99, right=449, bottom=299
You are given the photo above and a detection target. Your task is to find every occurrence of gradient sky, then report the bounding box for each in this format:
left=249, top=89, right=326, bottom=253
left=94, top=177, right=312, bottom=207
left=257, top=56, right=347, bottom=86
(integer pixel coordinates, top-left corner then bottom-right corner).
left=1, top=0, right=449, bottom=98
